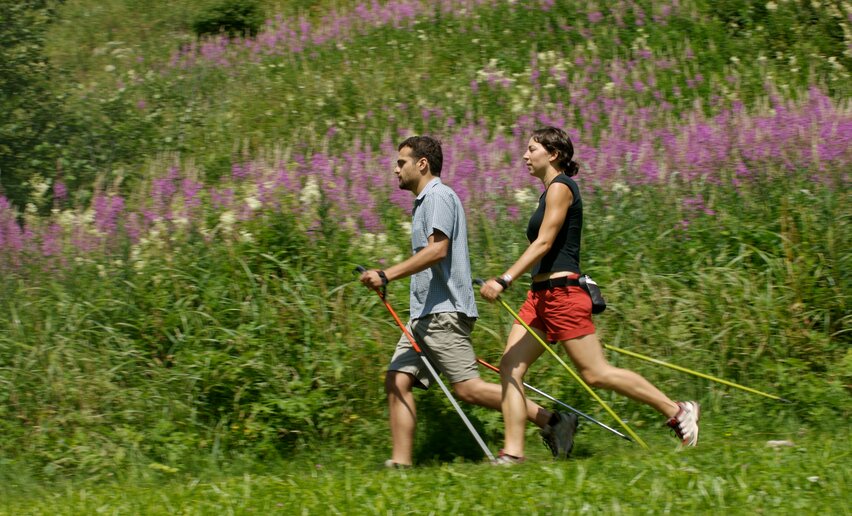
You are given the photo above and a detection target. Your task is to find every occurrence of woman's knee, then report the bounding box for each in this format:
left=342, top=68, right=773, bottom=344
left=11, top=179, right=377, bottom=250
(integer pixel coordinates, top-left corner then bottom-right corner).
left=499, top=369, right=526, bottom=391
left=499, top=354, right=528, bottom=377
left=579, top=367, right=610, bottom=388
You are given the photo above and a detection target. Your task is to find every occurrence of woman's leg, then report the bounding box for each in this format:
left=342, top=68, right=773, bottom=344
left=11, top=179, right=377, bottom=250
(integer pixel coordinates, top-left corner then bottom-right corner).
left=561, top=333, right=679, bottom=418
left=499, top=323, right=547, bottom=457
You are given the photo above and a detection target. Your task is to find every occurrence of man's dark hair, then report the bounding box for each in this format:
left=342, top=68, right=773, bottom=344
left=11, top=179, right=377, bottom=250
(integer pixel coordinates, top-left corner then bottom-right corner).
left=398, top=136, right=443, bottom=176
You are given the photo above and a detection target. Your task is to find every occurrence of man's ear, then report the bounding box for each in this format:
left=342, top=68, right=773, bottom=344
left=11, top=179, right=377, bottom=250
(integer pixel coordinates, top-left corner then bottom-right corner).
left=418, top=157, right=429, bottom=173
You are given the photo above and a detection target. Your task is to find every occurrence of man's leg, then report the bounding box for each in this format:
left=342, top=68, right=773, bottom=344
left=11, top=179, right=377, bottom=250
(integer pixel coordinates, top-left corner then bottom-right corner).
left=385, top=370, right=418, bottom=466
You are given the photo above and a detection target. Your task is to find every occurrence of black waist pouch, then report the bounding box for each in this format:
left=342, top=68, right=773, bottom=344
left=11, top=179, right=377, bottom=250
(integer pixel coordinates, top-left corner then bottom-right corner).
left=579, top=275, right=607, bottom=314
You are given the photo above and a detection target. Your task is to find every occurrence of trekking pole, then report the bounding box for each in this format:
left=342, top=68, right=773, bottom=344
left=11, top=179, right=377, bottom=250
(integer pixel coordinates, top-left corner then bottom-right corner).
left=603, top=344, right=792, bottom=403
left=355, top=266, right=495, bottom=462
left=474, top=279, right=649, bottom=449
left=476, top=357, right=632, bottom=442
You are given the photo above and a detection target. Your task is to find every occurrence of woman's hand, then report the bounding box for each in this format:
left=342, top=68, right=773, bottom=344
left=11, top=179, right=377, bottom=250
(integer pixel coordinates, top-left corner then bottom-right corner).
left=479, top=278, right=505, bottom=302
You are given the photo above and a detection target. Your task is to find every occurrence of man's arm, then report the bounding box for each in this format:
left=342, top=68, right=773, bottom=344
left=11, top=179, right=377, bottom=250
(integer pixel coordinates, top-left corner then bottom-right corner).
left=359, top=230, right=449, bottom=289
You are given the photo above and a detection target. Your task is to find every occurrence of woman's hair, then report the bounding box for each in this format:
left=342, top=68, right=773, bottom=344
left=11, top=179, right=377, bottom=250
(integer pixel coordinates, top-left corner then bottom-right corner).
left=531, top=126, right=579, bottom=177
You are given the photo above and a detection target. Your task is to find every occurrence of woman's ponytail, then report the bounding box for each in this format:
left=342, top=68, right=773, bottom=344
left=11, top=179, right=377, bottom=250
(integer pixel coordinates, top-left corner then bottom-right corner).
left=565, top=160, right=579, bottom=177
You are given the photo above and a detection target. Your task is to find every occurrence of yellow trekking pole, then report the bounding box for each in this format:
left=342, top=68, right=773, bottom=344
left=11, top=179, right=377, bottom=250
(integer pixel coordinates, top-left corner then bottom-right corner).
left=476, top=281, right=649, bottom=449
left=603, top=345, right=792, bottom=403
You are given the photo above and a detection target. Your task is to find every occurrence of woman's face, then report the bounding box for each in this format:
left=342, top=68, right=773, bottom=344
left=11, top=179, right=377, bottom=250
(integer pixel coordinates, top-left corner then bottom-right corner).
left=523, top=137, right=555, bottom=177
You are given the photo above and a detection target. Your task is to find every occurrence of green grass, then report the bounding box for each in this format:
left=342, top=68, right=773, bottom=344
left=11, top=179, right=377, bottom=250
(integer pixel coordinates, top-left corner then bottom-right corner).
left=3, top=427, right=849, bottom=514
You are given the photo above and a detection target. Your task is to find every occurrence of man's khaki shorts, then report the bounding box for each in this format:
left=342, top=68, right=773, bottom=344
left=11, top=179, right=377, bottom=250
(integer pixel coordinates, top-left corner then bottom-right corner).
left=387, top=312, right=479, bottom=389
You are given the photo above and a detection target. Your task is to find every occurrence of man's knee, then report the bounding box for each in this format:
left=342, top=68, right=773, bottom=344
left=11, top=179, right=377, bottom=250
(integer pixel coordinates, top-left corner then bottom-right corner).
left=452, top=378, right=481, bottom=404
left=386, top=371, right=414, bottom=396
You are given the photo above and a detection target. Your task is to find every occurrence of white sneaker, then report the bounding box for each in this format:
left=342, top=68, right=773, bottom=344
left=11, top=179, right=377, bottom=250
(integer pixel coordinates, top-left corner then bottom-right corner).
left=492, top=450, right=525, bottom=466
left=666, top=401, right=700, bottom=447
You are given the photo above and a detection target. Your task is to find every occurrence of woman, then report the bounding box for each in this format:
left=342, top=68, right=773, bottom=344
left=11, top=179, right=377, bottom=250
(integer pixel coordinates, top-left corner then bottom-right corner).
left=480, top=127, right=699, bottom=463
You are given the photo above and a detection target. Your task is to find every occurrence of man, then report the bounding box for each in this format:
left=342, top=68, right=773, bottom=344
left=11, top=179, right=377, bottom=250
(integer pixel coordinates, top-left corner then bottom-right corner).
left=360, top=136, right=578, bottom=467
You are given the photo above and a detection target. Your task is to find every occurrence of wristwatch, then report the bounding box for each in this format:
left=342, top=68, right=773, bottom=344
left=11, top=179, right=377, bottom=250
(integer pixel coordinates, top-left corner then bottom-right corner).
left=495, top=273, right=512, bottom=290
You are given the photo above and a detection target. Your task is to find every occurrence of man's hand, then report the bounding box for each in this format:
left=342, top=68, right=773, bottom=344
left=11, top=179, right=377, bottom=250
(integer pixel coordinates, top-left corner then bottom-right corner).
left=360, top=269, right=387, bottom=290
left=479, top=278, right=505, bottom=302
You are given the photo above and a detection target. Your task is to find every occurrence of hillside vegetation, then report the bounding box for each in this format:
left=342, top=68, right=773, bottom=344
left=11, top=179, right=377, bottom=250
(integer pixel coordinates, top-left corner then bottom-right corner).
left=0, top=1, right=849, bottom=509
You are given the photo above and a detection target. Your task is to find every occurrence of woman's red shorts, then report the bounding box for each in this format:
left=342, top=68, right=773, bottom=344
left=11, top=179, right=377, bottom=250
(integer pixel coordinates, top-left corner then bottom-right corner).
left=515, top=285, right=596, bottom=342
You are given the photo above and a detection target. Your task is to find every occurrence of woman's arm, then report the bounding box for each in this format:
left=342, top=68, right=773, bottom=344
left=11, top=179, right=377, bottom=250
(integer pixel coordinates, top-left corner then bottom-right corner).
left=481, top=183, right=573, bottom=299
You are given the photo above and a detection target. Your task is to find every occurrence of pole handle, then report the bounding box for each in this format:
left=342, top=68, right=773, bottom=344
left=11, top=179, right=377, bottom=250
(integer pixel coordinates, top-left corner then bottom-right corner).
left=354, top=265, right=386, bottom=297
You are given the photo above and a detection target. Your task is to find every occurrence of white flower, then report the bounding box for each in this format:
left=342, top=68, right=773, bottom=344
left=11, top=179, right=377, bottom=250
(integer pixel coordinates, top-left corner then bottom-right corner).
left=245, top=196, right=262, bottom=211
left=81, top=209, right=95, bottom=225
left=30, top=176, right=51, bottom=198
left=238, top=230, right=254, bottom=243
left=513, top=188, right=535, bottom=205
left=219, top=211, right=235, bottom=224
left=219, top=210, right=236, bottom=232
left=300, top=177, right=321, bottom=205
left=611, top=181, right=631, bottom=195
left=104, top=64, right=116, bottom=72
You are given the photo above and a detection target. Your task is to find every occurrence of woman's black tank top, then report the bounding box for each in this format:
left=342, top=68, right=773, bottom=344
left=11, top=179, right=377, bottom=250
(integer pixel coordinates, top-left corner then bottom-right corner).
left=525, top=174, right=582, bottom=276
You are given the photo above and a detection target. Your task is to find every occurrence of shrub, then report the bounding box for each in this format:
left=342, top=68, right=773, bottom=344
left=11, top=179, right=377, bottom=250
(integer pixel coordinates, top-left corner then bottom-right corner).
left=191, top=0, right=264, bottom=39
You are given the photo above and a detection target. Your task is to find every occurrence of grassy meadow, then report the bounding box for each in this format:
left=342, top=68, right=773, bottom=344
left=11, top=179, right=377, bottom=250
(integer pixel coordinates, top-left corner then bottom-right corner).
left=1, top=0, right=850, bottom=513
